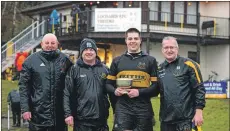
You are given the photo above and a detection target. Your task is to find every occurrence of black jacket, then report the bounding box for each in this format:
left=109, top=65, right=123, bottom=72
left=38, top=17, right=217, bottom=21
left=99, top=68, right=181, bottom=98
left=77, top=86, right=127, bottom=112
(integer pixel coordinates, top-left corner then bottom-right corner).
left=19, top=50, right=73, bottom=128
left=158, top=56, right=206, bottom=123
left=63, top=57, right=110, bottom=126
left=7, top=90, right=20, bottom=103
left=70, top=4, right=81, bottom=18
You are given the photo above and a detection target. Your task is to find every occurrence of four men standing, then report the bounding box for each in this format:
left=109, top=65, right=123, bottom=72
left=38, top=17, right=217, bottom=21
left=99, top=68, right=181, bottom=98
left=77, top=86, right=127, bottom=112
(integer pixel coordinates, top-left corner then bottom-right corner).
left=18, top=28, right=205, bottom=131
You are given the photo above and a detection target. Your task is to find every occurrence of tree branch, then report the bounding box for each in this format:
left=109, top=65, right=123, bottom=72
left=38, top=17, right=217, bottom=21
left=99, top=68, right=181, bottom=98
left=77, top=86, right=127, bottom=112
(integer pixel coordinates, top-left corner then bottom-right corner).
left=2, top=2, right=8, bottom=16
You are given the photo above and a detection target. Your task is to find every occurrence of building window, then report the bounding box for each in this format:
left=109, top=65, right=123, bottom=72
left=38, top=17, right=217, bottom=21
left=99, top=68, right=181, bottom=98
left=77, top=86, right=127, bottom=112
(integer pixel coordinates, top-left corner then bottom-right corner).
left=148, top=1, right=197, bottom=24
left=188, top=51, right=197, bottom=62
left=174, top=2, right=184, bottom=23
left=187, top=2, right=197, bottom=24
left=161, top=2, right=171, bottom=22
left=148, top=2, right=159, bottom=21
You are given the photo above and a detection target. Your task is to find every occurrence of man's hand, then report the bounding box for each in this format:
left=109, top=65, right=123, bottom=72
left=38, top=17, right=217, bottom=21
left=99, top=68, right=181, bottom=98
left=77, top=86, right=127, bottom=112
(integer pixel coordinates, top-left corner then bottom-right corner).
left=22, top=112, right=31, bottom=121
left=126, top=89, right=139, bottom=98
left=114, top=87, right=129, bottom=96
left=192, top=109, right=204, bottom=126
left=65, top=116, right=74, bottom=126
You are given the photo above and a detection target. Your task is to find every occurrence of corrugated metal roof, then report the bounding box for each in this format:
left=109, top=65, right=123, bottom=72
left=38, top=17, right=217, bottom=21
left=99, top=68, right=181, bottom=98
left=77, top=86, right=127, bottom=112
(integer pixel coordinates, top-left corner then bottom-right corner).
left=21, top=1, right=72, bottom=13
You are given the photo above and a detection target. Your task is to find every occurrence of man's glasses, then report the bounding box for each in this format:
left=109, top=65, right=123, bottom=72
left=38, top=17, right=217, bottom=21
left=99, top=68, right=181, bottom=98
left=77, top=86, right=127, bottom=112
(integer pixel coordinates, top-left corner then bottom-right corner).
left=162, top=46, right=178, bottom=50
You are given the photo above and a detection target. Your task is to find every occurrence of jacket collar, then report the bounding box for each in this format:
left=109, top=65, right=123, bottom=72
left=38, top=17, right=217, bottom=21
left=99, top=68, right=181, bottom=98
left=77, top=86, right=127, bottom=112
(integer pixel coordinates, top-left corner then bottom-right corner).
left=163, top=55, right=180, bottom=67
left=40, top=49, right=60, bottom=61
left=124, top=50, right=148, bottom=57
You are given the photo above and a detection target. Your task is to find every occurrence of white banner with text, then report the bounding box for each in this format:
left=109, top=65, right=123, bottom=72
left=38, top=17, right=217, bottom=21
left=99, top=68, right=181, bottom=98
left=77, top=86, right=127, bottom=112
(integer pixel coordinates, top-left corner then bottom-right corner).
left=95, top=8, right=141, bottom=32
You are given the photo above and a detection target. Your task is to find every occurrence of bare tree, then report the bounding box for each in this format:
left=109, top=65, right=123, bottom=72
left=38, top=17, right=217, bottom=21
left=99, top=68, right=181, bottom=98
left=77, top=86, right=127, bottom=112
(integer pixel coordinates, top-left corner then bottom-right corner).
left=1, top=1, right=45, bottom=41
left=1, top=2, right=8, bottom=16
left=11, top=2, right=18, bottom=37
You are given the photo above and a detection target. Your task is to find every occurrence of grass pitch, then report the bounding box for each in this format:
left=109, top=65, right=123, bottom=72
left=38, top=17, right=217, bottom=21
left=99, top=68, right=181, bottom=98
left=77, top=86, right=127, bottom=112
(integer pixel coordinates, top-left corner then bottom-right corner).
left=1, top=80, right=229, bottom=131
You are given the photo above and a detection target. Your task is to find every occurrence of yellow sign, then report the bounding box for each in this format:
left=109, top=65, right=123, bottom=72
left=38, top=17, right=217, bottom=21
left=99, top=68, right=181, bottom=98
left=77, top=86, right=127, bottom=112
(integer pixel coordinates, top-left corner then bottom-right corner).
left=6, top=42, right=14, bottom=57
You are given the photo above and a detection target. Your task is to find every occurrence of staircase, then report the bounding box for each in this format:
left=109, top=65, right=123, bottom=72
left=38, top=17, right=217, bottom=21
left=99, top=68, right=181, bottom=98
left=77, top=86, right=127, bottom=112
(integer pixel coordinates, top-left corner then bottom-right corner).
left=1, top=20, right=47, bottom=72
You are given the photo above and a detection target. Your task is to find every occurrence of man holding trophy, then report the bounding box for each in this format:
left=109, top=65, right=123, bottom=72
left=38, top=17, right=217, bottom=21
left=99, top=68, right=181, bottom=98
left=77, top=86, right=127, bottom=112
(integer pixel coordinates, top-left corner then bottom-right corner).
left=106, top=28, right=159, bottom=131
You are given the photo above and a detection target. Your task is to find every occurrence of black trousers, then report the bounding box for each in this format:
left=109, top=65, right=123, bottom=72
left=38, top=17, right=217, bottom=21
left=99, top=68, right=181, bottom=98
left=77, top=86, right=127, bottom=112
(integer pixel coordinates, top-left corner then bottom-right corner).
left=12, top=112, right=21, bottom=126
left=11, top=102, right=21, bottom=126
left=29, top=125, right=55, bottom=131
left=74, top=124, right=109, bottom=131
left=161, top=121, right=192, bottom=131
left=29, top=122, right=67, bottom=131
left=113, top=111, right=153, bottom=131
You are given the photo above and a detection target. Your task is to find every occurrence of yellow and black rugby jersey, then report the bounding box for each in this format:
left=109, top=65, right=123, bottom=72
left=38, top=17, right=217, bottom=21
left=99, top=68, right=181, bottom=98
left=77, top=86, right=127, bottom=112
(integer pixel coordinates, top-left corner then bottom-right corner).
left=107, top=52, right=158, bottom=88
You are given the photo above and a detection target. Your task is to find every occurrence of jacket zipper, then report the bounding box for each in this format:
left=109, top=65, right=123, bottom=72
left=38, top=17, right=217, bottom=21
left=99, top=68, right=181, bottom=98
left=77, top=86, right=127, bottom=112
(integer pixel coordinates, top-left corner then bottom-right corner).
left=51, top=61, right=57, bottom=127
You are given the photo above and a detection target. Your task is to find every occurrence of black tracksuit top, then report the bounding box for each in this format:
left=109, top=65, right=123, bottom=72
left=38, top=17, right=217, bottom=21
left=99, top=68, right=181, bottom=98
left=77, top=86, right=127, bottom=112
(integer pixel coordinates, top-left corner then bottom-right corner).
left=158, top=56, right=206, bottom=123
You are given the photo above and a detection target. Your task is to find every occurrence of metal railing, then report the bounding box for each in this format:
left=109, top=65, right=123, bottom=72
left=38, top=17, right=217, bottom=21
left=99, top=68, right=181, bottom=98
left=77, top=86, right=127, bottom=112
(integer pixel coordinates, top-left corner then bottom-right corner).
left=147, top=11, right=198, bottom=36
left=1, top=20, right=47, bottom=72
left=200, top=15, right=229, bottom=38
left=147, top=11, right=229, bottom=38
left=1, top=21, right=38, bottom=52
left=50, top=9, right=229, bottom=39
left=1, top=21, right=37, bottom=61
left=48, top=10, right=89, bottom=36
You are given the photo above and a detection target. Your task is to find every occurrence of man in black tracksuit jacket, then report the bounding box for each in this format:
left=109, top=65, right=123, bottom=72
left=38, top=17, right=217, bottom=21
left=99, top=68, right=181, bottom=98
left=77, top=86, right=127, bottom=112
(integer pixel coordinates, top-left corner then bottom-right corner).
left=19, top=33, right=73, bottom=131
left=158, top=36, right=206, bottom=131
left=63, top=38, right=110, bottom=131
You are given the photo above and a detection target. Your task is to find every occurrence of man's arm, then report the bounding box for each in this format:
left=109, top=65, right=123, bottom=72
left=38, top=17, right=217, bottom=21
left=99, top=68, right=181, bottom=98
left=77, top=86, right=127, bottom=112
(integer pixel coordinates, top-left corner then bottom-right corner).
left=195, top=67, right=206, bottom=110
left=15, top=53, right=19, bottom=66
left=108, top=93, right=117, bottom=114
left=63, top=56, right=73, bottom=72
left=63, top=66, right=75, bottom=118
left=18, top=61, right=32, bottom=113
left=138, top=58, right=159, bottom=97
left=185, top=60, right=205, bottom=126
left=185, top=60, right=206, bottom=109
left=106, top=58, right=119, bottom=113
left=106, top=58, right=117, bottom=94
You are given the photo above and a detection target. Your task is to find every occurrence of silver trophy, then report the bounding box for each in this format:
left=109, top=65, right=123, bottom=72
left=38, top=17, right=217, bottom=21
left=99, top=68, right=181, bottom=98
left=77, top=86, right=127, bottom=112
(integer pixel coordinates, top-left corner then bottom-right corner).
left=116, top=78, right=133, bottom=94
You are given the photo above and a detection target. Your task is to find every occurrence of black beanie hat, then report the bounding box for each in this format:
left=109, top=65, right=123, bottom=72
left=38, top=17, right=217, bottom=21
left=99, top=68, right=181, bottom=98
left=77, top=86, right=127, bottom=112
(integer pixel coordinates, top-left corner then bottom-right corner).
left=80, top=38, right=97, bottom=55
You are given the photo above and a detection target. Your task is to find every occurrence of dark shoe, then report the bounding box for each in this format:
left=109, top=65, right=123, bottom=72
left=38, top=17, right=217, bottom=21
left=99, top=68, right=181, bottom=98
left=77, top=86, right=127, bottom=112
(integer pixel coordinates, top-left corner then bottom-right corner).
left=16, top=124, right=20, bottom=127
left=23, top=121, right=29, bottom=127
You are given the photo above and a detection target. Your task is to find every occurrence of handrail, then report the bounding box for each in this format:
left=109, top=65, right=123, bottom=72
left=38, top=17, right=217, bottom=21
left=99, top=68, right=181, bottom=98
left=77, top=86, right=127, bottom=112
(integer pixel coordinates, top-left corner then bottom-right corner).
left=1, top=21, right=38, bottom=50
left=1, top=20, right=46, bottom=54
left=150, top=10, right=197, bottom=17
left=1, top=20, right=46, bottom=72
left=1, top=30, right=33, bottom=54
left=1, top=36, right=43, bottom=72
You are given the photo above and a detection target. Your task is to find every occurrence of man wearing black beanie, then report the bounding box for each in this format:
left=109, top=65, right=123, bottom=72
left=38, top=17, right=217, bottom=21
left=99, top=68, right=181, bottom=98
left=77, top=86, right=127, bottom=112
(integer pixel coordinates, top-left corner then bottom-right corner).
left=79, top=38, right=98, bottom=56
left=64, top=38, right=110, bottom=131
